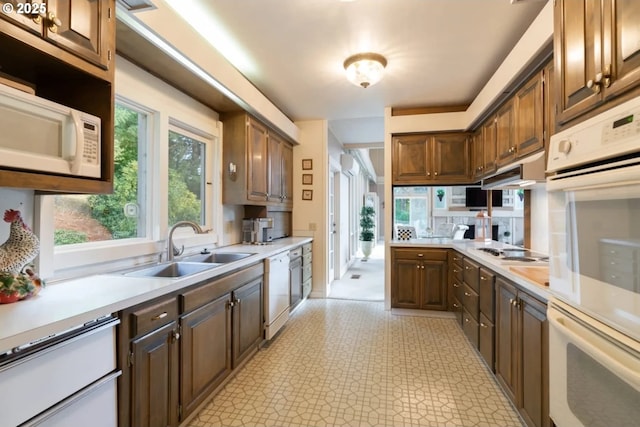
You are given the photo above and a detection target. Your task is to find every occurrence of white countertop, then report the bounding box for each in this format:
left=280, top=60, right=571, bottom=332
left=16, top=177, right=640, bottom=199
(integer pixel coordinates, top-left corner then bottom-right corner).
left=389, top=238, right=552, bottom=301
left=0, top=237, right=312, bottom=354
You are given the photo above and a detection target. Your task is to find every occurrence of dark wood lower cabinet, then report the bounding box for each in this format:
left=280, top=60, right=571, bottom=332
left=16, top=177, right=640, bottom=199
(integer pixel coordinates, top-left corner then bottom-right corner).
left=232, top=277, right=263, bottom=368
left=391, top=248, right=448, bottom=310
left=119, top=263, right=265, bottom=427
left=131, top=321, right=180, bottom=427
left=495, top=277, right=550, bottom=427
left=180, top=293, right=232, bottom=418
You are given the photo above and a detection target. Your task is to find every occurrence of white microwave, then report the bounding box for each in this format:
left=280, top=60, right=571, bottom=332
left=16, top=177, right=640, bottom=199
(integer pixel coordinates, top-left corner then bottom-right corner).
left=0, top=83, right=101, bottom=179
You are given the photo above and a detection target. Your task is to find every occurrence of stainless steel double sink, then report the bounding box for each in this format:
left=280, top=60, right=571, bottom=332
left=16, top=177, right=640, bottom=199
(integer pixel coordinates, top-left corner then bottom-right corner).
left=122, top=252, right=255, bottom=278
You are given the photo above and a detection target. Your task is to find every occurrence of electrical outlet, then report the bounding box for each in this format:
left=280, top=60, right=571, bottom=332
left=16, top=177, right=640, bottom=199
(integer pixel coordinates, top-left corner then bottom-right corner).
left=309, top=222, right=316, bottom=231
left=225, top=220, right=234, bottom=233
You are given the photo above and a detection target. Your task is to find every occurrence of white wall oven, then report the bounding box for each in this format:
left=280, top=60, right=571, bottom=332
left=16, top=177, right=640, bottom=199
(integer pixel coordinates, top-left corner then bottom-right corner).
left=546, top=96, right=640, bottom=427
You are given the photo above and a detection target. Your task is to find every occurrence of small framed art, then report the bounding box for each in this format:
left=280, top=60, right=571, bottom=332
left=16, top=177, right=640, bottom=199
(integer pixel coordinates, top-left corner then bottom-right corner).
left=302, top=189, right=313, bottom=200
left=302, top=159, right=313, bottom=170
left=302, top=173, right=313, bottom=185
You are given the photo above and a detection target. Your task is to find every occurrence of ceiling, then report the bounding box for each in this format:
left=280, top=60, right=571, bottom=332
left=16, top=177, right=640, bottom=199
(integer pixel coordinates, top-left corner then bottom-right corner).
left=159, top=0, right=547, bottom=146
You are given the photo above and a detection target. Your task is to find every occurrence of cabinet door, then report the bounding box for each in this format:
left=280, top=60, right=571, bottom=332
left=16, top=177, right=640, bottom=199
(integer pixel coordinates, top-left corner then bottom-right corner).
left=421, top=259, right=448, bottom=310
left=462, top=307, right=479, bottom=348
left=232, top=277, right=264, bottom=368
left=605, top=0, right=640, bottom=100
left=514, top=71, right=544, bottom=159
left=482, top=117, right=497, bottom=175
left=267, top=132, right=283, bottom=203
left=519, top=292, right=550, bottom=427
left=46, top=0, right=111, bottom=69
left=432, top=133, right=470, bottom=182
left=554, top=0, right=603, bottom=123
left=543, top=60, right=557, bottom=145
left=495, top=278, right=518, bottom=402
left=391, top=258, right=422, bottom=309
left=180, top=294, right=232, bottom=419
left=392, top=135, right=430, bottom=184
left=0, top=0, right=43, bottom=34
left=131, top=321, right=179, bottom=427
left=281, top=142, right=293, bottom=207
left=471, top=129, right=484, bottom=180
left=495, top=100, right=516, bottom=167
left=247, top=117, right=270, bottom=202
left=479, top=312, right=495, bottom=372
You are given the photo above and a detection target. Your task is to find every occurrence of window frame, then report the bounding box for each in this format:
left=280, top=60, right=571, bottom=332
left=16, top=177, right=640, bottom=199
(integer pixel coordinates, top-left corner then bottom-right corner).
left=35, top=57, right=223, bottom=280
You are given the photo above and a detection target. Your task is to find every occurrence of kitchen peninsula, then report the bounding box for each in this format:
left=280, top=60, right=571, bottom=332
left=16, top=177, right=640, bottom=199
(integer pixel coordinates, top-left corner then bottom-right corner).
left=390, top=237, right=551, bottom=427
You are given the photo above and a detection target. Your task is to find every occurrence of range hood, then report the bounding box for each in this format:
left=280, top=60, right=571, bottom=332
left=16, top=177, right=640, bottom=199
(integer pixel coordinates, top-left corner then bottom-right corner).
left=481, top=151, right=546, bottom=189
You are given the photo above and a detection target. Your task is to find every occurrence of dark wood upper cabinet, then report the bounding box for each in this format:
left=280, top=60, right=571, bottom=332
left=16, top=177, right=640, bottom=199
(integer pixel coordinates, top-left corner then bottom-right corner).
left=0, top=0, right=114, bottom=193
left=514, top=70, right=545, bottom=159
left=223, top=113, right=294, bottom=209
left=555, top=0, right=640, bottom=126
left=482, top=115, right=498, bottom=176
left=392, top=133, right=469, bottom=185
left=495, top=99, right=516, bottom=167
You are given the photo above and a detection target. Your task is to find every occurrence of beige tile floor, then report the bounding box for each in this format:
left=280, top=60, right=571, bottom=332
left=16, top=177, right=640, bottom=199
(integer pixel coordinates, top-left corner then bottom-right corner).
left=188, top=299, right=525, bottom=427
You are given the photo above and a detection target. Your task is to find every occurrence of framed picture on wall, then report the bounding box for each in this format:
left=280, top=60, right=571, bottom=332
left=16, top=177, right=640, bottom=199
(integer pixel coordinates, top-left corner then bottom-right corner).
left=302, top=189, right=313, bottom=200
left=302, top=159, right=313, bottom=170
left=302, top=173, right=313, bottom=185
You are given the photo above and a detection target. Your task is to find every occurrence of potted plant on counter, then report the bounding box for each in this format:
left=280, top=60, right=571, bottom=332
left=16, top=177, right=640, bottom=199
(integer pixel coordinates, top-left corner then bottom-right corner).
left=359, top=205, right=375, bottom=259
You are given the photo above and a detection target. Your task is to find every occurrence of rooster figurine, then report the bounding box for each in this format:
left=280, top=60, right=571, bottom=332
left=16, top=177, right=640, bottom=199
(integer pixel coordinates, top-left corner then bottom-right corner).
left=0, top=209, right=40, bottom=275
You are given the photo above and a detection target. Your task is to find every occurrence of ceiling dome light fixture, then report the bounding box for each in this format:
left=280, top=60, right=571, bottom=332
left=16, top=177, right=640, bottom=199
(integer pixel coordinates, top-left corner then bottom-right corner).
left=343, top=52, right=387, bottom=88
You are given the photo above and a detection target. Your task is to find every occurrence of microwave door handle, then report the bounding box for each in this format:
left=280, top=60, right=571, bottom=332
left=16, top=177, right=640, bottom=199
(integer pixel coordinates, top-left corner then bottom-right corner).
left=548, top=309, right=640, bottom=390
left=69, top=110, right=85, bottom=175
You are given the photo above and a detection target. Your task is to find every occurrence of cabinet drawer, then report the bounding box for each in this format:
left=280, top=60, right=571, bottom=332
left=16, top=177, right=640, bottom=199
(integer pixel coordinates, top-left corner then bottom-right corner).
left=600, top=256, right=636, bottom=274
left=462, top=308, right=479, bottom=348
left=479, top=267, right=495, bottom=323
left=450, top=262, right=463, bottom=282
left=478, top=312, right=494, bottom=371
left=599, top=243, right=636, bottom=260
left=302, top=252, right=312, bottom=265
left=302, top=278, right=312, bottom=299
left=599, top=268, right=637, bottom=292
left=451, top=279, right=464, bottom=303
left=450, top=251, right=463, bottom=268
left=393, top=248, right=448, bottom=261
left=302, top=243, right=312, bottom=254
left=462, top=283, right=479, bottom=321
left=452, top=297, right=463, bottom=326
left=181, top=263, right=264, bottom=313
left=302, top=263, right=312, bottom=282
left=463, top=258, right=480, bottom=292
left=290, top=247, right=303, bottom=258
left=131, top=297, right=178, bottom=337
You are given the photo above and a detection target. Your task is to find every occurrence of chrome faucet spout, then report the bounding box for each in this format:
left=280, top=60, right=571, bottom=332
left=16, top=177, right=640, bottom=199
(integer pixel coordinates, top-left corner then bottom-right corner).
left=167, top=221, right=207, bottom=262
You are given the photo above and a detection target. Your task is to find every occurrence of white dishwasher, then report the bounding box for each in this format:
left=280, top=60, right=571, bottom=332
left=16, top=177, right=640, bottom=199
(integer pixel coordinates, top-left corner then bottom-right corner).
left=264, top=251, right=291, bottom=339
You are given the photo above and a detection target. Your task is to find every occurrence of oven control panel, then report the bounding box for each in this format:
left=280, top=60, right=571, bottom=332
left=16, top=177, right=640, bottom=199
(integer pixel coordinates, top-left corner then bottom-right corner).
left=548, top=96, right=640, bottom=172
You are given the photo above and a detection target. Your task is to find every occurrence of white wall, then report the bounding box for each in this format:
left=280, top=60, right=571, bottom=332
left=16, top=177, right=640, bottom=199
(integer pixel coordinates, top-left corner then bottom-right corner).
left=0, top=189, right=35, bottom=242
left=292, top=120, right=329, bottom=297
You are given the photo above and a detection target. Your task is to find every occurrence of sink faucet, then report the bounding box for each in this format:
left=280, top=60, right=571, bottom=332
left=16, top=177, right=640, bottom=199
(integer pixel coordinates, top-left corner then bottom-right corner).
left=167, top=221, right=207, bottom=262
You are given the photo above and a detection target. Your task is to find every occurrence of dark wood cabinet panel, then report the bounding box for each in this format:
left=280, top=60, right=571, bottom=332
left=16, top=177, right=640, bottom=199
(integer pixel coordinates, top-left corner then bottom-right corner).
left=232, top=277, right=263, bottom=368
left=462, top=307, right=479, bottom=347
left=479, top=267, right=496, bottom=323
left=495, top=276, right=550, bottom=427
left=495, top=277, right=518, bottom=402
left=392, top=248, right=448, bottom=310
left=247, top=117, right=270, bottom=202
left=495, top=99, right=516, bottom=167
left=223, top=113, right=293, bottom=208
left=130, top=321, right=180, bottom=427
left=392, top=133, right=470, bottom=185
left=479, top=312, right=495, bottom=372
left=180, top=293, right=232, bottom=418
left=481, top=115, right=498, bottom=175
left=514, top=71, right=545, bottom=159
left=46, top=0, right=110, bottom=69
left=555, top=0, right=640, bottom=125
left=392, top=134, right=431, bottom=183
left=520, top=292, right=549, bottom=427
left=471, top=128, right=484, bottom=180
left=391, top=258, right=422, bottom=309
left=432, top=133, right=470, bottom=182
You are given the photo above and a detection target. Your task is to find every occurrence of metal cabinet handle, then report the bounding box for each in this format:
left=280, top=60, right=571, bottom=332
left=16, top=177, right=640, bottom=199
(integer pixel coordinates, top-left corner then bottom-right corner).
left=464, top=318, right=470, bottom=323
left=480, top=322, right=488, bottom=328
left=453, top=269, right=459, bottom=273
left=421, top=265, right=425, bottom=269
left=453, top=303, right=459, bottom=308
left=480, top=276, right=487, bottom=281
left=453, top=283, right=460, bottom=288
left=434, top=172, right=439, bottom=176
left=587, top=78, right=602, bottom=94
left=151, top=312, right=168, bottom=321
left=47, top=12, right=62, bottom=33
left=464, top=292, right=471, bottom=297
left=417, top=253, right=424, bottom=257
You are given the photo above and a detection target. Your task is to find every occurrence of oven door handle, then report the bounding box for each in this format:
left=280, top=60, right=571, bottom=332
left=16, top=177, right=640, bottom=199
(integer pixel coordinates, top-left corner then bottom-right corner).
left=548, top=307, right=640, bottom=391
